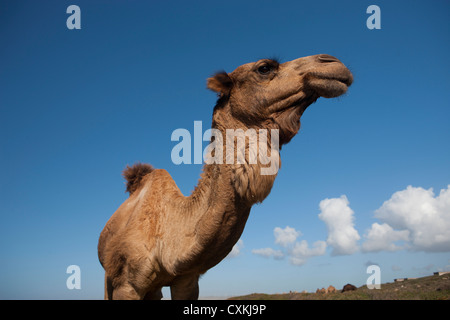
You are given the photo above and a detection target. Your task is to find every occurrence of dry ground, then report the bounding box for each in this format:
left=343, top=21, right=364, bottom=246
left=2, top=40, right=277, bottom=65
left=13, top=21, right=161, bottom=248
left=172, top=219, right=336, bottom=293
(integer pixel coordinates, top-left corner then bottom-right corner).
left=228, top=274, right=450, bottom=300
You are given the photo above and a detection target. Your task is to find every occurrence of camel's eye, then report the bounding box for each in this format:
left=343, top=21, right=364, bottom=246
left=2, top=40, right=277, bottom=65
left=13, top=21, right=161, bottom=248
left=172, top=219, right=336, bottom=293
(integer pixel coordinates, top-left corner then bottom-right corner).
left=257, top=65, right=272, bottom=75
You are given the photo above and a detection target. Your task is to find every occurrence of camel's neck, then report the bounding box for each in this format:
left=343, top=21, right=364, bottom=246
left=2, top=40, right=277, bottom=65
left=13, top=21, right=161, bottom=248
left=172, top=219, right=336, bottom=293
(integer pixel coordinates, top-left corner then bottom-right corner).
left=188, top=163, right=250, bottom=263
left=175, top=104, right=280, bottom=273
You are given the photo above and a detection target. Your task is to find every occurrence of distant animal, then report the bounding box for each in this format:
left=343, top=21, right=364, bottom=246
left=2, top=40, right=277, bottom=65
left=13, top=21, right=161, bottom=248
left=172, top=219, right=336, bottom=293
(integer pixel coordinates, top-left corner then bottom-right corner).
left=316, top=285, right=337, bottom=294
left=326, top=285, right=336, bottom=293
left=98, top=54, right=353, bottom=300
left=316, top=288, right=327, bottom=294
left=342, top=284, right=357, bottom=292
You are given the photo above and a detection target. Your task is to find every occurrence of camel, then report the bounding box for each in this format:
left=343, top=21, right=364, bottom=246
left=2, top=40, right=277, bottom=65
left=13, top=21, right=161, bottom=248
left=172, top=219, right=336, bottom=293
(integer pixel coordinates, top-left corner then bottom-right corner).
left=316, top=285, right=337, bottom=294
left=342, top=283, right=358, bottom=293
left=327, top=285, right=337, bottom=293
left=98, top=54, right=353, bottom=300
left=316, top=285, right=336, bottom=294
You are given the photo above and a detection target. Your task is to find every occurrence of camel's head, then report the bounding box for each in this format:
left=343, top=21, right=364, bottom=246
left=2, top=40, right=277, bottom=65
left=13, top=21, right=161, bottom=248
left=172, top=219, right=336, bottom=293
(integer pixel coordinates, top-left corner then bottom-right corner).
left=207, top=54, right=353, bottom=145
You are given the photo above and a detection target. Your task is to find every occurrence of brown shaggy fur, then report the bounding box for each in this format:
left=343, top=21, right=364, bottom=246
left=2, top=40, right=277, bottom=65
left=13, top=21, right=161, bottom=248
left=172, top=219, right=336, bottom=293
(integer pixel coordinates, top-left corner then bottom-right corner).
left=123, top=163, right=154, bottom=194
left=98, top=54, right=353, bottom=300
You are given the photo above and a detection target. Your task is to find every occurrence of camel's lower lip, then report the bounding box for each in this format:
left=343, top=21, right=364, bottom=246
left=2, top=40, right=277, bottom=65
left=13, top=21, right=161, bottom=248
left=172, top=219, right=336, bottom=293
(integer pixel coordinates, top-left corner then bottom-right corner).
left=321, top=76, right=352, bottom=87
left=311, top=67, right=353, bottom=87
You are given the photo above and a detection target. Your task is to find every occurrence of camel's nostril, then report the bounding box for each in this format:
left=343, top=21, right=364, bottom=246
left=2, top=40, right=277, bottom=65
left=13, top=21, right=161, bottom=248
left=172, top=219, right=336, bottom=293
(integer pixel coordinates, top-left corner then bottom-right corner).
left=317, top=54, right=340, bottom=63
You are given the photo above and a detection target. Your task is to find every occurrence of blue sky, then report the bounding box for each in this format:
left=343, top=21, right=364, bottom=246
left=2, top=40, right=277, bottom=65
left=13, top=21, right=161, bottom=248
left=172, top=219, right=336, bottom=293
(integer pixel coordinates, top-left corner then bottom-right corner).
left=1, top=0, right=449, bottom=299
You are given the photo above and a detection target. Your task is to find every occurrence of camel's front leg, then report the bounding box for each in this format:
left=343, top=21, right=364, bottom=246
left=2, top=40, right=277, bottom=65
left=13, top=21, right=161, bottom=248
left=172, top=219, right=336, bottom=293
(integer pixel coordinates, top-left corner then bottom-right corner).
left=170, top=274, right=200, bottom=300
left=110, top=283, right=143, bottom=300
left=104, top=274, right=140, bottom=300
left=143, top=288, right=163, bottom=300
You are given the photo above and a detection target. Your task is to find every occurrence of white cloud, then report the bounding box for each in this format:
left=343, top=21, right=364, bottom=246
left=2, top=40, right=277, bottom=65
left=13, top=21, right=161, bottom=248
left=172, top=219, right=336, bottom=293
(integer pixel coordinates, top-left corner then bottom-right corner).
left=252, top=226, right=326, bottom=266
left=362, top=223, right=410, bottom=252
left=251, top=247, right=284, bottom=259
left=289, top=240, right=327, bottom=266
left=373, top=185, right=450, bottom=252
left=252, top=185, right=450, bottom=268
left=274, top=226, right=301, bottom=247
left=227, top=239, right=244, bottom=258
left=318, top=195, right=360, bottom=255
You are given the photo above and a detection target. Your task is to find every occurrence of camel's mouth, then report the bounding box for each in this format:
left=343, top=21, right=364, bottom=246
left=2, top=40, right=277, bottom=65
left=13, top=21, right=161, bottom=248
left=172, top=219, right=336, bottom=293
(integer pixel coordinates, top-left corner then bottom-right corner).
left=307, top=68, right=353, bottom=98
left=277, top=70, right=352, bottom=115
left=322, top=76, right=353, bottom=87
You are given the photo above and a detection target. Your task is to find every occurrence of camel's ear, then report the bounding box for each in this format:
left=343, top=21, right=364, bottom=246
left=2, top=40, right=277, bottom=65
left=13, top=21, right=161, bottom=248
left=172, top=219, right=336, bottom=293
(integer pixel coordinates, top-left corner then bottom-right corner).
left=207, top=72, right=233, bottom=95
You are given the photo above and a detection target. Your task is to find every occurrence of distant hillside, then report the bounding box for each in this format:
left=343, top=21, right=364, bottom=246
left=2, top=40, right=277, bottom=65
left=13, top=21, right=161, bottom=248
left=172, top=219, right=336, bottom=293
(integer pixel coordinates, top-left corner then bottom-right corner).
left=228, top=274, right=450, bottom=300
